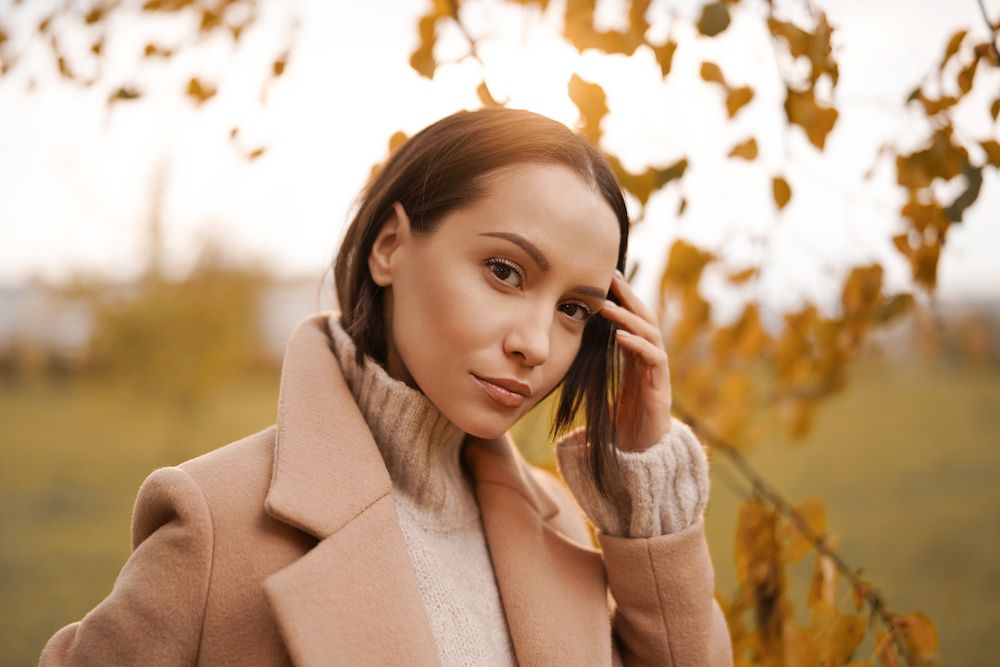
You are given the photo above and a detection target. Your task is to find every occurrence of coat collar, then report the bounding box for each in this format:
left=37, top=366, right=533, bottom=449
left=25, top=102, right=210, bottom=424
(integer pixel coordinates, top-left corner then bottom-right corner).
left=262, top=312, right=608, bottom=666
left=264, top=311, right=559, bottom=538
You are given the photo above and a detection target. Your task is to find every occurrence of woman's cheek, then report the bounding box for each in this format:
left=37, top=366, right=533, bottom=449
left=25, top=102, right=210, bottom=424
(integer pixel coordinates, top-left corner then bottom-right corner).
left=427, top=268, right=502, bottom=346
left=548, top=330, right=584, bottom=383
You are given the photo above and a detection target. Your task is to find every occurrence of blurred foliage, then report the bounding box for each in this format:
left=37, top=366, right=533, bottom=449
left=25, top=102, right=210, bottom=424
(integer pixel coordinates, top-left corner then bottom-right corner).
left=0, top=0, right=289, bottom=160
left=2, top=0, right=999, bottom=664
left=74, top=251, right=274, bottom=407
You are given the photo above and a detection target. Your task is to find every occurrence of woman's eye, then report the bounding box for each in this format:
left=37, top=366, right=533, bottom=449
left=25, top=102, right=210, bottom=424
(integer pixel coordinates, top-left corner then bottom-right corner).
left=559, top=302, right=593, bottom=322
left=486, top=258, right=524, bottom=289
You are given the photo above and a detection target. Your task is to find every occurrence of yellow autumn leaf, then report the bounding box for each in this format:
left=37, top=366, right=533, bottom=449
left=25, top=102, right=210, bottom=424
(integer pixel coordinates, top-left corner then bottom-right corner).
left=627, top=0, right=651, bottom=40
left=772, top=176, right=792, bottom=209
left=788, top=396, right=816, bottom=439
left=662, top=239, right=714, bottom=290
left=780, top=497, right=827, bottom=563
left=895, top=127, right=968, bottom=189
left=697, top=1, right=730, bottom=37
left=875, top=293, right=914, bottom=323
left=981, top=139, right=1000, bottom=167
left=568, top=73, right=608, bottom=144
left=670, top=286, right=711, bottom=350
left=841, top=265, right=883, bottom=317
left=186, top=77, right=216, bottom=104
left=84, top=5, right=107, bottom=24
left=734, top=303, right=769, bottom=358
left=107, top=86, right=141, bottom=105
left=476, top=81, right=501, bottom=108
left=409, top=13, right=438, bottom=79
left=728, top=137, right=758, bottom=160
left=728, top=267, right=758, bottom=284
left=726, top=86, right=754, bottom=117
left=911, top=239, right=940, bottom=289
left=810, top=603, right=867, bottom=665
left=956, top=56, right=980, bottom=95
left=896, top=612, right=938, bottom=655
left=784, top=88, right=839, bottom=150
left=940, top=29, right=967, bottom=70
left=712, top=377, right=752, bottom=441
left=901, top=199, right=948, bottom=233
left=653, top=40, right=677, bottom=78
left=606, top=155, right=686, bottom=204
left=782, top=622, right=817, bottom=667
left=734, top=500, right=780, bottom=585
left=272, top=52, right=288, bottom=77
left=768, top=18, right=811, bottom=59
left=699, top=60, right=726, bottom=85
left=388, top=131, right=408, bottom=153
left=891, top=233, right=910, bottom=257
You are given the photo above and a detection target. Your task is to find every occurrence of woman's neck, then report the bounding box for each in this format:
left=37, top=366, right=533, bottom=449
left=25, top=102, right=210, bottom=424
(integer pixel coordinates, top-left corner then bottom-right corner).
left=326, top=313, right=479, bottom=529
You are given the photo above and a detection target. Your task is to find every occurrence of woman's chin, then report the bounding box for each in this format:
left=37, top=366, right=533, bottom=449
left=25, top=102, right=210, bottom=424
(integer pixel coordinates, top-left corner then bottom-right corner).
left=451, top=412, right=515, bottom=441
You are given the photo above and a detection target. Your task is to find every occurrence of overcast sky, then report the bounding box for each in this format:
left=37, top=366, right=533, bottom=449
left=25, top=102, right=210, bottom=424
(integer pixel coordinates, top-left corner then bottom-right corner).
left=0, top=0, right=997, bottom=323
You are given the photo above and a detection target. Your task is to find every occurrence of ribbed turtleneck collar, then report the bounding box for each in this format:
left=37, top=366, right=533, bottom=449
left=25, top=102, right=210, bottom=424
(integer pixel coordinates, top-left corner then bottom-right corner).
left=326, top=313, right=478, bottom=529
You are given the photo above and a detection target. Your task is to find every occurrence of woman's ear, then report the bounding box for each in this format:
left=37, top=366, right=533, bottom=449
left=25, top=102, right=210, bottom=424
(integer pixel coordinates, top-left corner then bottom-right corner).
left=368, top=202, right=412, bottom=287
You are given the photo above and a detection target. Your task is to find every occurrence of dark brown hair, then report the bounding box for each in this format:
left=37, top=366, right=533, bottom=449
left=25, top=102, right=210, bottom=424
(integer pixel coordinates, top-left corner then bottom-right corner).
left=333, top=107, right=630, bottom=498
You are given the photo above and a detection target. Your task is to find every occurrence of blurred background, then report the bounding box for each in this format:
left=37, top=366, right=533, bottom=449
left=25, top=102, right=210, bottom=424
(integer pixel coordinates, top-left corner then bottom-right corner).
left=1, top=0, right=998, bottom=665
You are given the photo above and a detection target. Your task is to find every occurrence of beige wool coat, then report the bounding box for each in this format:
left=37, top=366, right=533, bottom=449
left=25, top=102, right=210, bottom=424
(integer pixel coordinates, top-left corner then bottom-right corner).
left=40, top=312, right=734, bottom=666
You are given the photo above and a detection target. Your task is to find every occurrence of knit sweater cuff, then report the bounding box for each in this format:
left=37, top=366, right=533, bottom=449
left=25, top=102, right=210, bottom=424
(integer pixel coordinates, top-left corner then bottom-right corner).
left=554, top=416, right=710, bottom=538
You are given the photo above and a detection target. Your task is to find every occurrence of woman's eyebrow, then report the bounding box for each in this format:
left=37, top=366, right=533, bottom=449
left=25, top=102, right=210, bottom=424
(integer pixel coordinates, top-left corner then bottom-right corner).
left=571, top=285, right=608, bottom=300
left=478, top=231, right=550, bottom=271
left=478, top=231, right=608, bottom=300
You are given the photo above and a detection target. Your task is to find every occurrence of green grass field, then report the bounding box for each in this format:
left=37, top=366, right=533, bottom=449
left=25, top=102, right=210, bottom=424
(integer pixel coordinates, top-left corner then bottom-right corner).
left=2, top=356, right=997, bottom=665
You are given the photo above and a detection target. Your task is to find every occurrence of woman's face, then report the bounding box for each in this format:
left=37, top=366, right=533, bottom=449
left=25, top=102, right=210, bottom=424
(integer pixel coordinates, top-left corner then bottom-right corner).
left=369, top=162, right=621, bottom=439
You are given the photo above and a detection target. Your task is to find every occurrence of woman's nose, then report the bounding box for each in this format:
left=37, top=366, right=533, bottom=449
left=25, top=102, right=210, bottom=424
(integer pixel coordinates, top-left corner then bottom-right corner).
left=504, top=312, right=551, bottom=367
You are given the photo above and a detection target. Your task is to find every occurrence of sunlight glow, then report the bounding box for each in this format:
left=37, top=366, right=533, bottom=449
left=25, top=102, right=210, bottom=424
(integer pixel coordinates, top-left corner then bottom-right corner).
left=478, top=31, right=583, bottom=127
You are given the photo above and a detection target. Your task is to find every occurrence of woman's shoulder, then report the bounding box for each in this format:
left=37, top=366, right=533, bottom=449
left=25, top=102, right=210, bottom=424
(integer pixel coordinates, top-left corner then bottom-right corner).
left=177, top=425, right=277, bottom=488
left=134, top=426, right=280, bottom=533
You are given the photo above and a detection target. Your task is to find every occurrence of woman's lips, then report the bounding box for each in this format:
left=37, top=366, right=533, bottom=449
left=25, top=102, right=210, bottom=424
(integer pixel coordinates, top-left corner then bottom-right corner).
left=472, top=374, right=526, bottom=408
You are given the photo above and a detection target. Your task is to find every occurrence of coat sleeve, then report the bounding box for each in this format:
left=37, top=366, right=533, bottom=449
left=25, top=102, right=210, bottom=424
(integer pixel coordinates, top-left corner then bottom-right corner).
left=39, top=466, right=214, bottom=666
left=553, top=418, right=734, bottom=667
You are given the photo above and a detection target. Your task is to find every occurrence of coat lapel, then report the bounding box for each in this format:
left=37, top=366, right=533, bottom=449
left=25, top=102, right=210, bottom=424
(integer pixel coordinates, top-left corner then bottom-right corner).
left=464, top=435, right=614, bottom=666
left=261, top=313, right=439, bottom=666
left=261, top=312, right=612, bottom=666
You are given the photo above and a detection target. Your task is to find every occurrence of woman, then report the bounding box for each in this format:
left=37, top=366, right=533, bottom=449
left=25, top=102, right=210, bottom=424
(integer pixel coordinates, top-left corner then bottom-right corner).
left=40, top=108, right=734, bottom=666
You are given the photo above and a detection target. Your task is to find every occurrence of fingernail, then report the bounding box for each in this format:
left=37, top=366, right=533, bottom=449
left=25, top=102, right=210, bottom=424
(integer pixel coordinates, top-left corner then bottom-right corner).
left=615, top=269, right=625, bottom=280
left=603, top=299, right=617, bottom=309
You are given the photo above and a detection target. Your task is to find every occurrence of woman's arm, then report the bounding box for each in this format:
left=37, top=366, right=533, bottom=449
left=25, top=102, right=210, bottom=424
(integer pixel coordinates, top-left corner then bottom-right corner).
left=39, top=466, right=214, bottom=666
left=555, top=418, right=734, bottom=667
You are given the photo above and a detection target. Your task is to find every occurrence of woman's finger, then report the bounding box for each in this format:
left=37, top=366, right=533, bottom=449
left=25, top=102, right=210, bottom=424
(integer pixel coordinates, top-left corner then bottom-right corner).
left=610, top=272, right=658, bottom=327
left=600, top=300, right=661, bottom=344
left=614, top=329, right=669, bottom=386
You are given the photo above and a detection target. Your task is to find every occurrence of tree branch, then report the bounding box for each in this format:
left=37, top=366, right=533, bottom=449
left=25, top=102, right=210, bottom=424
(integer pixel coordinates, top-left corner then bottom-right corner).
left=977, top=0, right=1000, bottom=61
left=673, top=398, right=919, bottom=665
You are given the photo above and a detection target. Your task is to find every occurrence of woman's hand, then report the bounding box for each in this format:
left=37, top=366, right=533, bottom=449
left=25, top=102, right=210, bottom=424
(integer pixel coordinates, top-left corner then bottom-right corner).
left=598, top=270, right=673, bottom=453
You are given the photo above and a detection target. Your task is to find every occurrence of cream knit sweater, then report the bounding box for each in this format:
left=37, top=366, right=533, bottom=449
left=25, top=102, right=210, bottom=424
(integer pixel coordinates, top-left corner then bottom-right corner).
left=326, top=313, right=711, bottom=666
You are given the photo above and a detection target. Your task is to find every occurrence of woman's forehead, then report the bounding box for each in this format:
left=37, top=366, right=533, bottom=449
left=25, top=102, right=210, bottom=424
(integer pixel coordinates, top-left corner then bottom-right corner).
left=466, top=164, right=621, bottom=241
left=447, top=163, right=620, bottom=263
